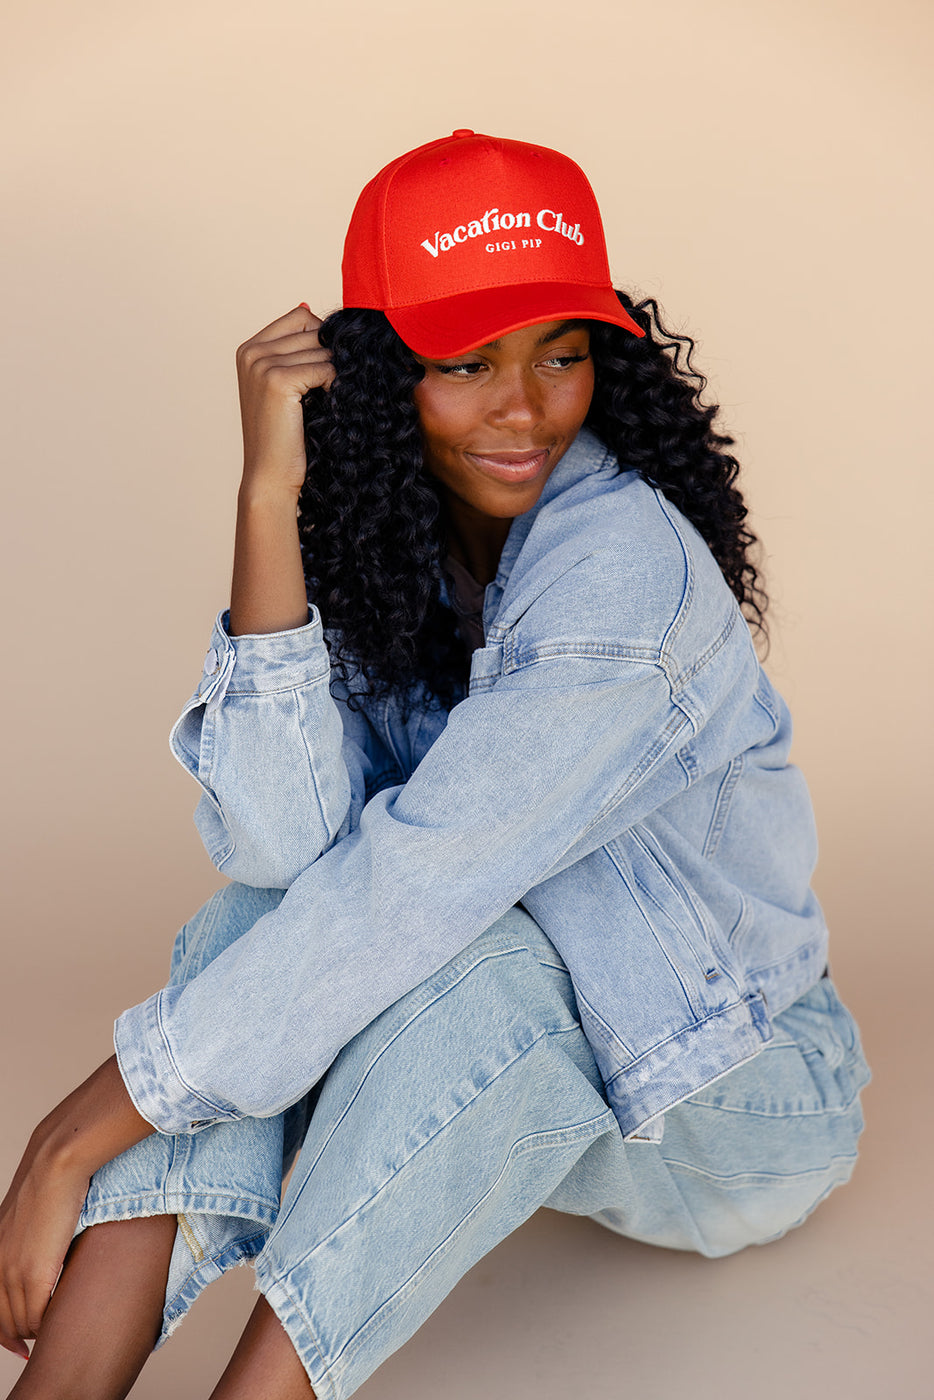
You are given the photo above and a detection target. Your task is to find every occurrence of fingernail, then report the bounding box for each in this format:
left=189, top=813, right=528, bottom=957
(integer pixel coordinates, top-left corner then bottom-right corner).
left=299, top=302, right=310, bottom=311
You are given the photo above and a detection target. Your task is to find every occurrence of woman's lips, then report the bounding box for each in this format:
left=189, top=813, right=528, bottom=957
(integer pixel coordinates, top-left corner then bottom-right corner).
left=465, top=449, right=550, bottom=484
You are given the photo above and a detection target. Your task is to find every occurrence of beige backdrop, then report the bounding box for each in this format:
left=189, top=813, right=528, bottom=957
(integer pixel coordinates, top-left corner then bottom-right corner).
left=1, top=1, right=931, bottom=1396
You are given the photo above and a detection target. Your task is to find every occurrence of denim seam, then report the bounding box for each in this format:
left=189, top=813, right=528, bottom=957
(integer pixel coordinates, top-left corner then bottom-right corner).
left=302, top=1103, right=615, bottom=1386
left=273, top=1010, right=580, bottom=1252
left=183, top=887, right=225, bottom=980
left=602, top=996, right=759, bottom=1090
left=648, top=1141, right=860, bottom=1258
left=677, top=1095, right=865, bottom=1119
left=633, top=825, right=739, bottom=984
left=293, top=687, right=338, bottom=847
left=506, top=641, right=666, bottom=666
left=751, top=682, right=780, bottom=730
left=571, top=705, right=691, bottom=845
left=272, top=942, right=555, bottom=1235
left=629, top=829, right=717, bottom=975
left=622, top=873, right=702, bottom=1007
left=702, top=753, right=745, bottom=858
left=255, top=1271, right=345, bottom=1400
left=670, top=606, right=739, bottom=691
left=654, top=492, right=693, bottom=656
left=80, top=1191, right=278, bottom=1222
left=224, top=667, right=331, bottom=697
left=154, top=991, right=237, bottom=1119
left=745, top=933, right=829, bottom=981
left=604, top=841, right=704, bottom=1009
left=663, top=1148, right=861, bottom=1186
left=159, top=1227, right=271, bottom=1339
left=574, top=989, right=636, bottom=1060
left=744, top=1164, right=862, bottom=1250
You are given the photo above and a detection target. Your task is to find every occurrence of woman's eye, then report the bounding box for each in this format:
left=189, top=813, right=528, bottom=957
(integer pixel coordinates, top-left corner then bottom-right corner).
left=542, top=353, right=589, bottom=369
left=435, top=361, right=486, bottom=377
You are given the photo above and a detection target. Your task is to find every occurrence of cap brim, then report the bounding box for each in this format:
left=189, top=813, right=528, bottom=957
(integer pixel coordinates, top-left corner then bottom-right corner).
left=383, top=282, right=645, bottom=358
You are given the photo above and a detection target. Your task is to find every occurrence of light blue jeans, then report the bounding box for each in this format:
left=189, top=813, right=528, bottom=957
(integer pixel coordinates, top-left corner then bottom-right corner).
left=78, top=885, right=869, bottom=1400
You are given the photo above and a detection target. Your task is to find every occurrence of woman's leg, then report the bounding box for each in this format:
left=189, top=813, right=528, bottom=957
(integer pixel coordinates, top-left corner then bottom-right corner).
left=209, top=1298, right=315, bottom=1399
left=5, top=884, right=296, bottom=1400
left=12, top=898, right=614, bottom=1400
left=6, top=1215, right=178, bottom=1400
left=72, top=883, right=293, bottom=1348
left=250, top=904, right=619, bottom=1400
left=549, top=973, right=870, bottom=1257
left=243, top=917, right=869, bottom=1400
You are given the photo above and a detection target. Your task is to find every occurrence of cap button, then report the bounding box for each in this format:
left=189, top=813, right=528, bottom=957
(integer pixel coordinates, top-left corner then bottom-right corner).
left=451, top=128, right=474, bottom=138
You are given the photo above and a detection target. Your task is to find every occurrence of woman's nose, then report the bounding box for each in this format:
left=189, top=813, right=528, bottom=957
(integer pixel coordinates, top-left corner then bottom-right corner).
left=486, top=370, right=542, bottom=429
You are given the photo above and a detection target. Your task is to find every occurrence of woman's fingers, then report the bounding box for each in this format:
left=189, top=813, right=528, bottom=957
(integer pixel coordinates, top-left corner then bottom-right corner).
left=240, top=344, right=336, bottom=390
left=0, top=1333, right=30, bottom=1361
left=237, top=326, right=327, bottom=365
left=246, top=352, right=337, bottom=398
left=237, top=316, right=336, bottom=402
left=235, top=308, right=338, bottom=496
left=0, top=1147, right=90, bottom=1356
left=0, top=1285, right=30, bottom=1359
left=9, top=1277, right=38, bottom=1346
left=239, top=329, right=326, bottom=360
left=0, top=1238, right=37, bottom=1355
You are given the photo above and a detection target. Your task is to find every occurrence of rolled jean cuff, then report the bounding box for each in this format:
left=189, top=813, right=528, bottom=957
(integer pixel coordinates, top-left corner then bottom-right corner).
left=115, top=986, right=242, bottom=1135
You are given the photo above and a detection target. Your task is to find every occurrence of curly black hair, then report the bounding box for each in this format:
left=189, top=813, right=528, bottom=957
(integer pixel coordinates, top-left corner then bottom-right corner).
left=299, top=291, right=767, bottom=714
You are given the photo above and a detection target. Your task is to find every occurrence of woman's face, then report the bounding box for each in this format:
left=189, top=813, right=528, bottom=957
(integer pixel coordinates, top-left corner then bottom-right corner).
left=412, top=320, right=594, bottom=522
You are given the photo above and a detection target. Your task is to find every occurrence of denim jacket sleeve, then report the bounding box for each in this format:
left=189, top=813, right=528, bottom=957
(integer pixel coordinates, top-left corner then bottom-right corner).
left=116, top=620, right=698, bottom=1134
left=169, top=608, right=389, bottom=888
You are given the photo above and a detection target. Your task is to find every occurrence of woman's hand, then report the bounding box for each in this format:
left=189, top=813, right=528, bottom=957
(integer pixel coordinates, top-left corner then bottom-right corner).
left=228, top=305, right=334, bottom=637
left=0, top=1134, right=90, bottom=1358
left=236, top=304, right=335, bottom=503
left=0, top=1057, right=153, bottom=1358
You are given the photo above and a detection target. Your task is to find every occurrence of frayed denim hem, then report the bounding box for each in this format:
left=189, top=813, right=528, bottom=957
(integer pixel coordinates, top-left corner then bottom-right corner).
left=159, top=1226, right=270, bottom=1346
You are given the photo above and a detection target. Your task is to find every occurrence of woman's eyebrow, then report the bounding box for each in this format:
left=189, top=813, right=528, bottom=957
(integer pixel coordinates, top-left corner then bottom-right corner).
left=537, top=321, right=588, bottom=345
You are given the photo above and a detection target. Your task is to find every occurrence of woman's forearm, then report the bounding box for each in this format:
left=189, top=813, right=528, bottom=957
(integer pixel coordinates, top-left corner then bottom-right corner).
left=228, top=305, right=335, bottom=637
left=228, top=485, right=309, bottom=636
left=35, top=1055, right=155, bottom=1178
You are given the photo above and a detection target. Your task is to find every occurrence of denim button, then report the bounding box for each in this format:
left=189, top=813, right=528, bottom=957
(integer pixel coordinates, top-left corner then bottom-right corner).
left=204, top=647, right=219, bottom=675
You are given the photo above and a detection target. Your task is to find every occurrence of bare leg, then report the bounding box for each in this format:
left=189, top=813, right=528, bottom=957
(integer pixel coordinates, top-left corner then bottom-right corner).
left=209, top=1296, right=314, bottom=1400
left=6, top=1214, right=177, bottom=1400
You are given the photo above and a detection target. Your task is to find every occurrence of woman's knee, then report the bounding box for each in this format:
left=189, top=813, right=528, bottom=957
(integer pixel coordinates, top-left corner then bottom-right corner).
left=168, top=883, right=285, bottom=984
left=346, top=906, right=580, bottom=1079
left=289, top=906, right=608, bottom=1187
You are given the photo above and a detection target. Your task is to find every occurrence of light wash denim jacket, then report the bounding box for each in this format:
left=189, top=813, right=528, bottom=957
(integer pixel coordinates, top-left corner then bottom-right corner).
left=115, top=428, right=828, bottom=1144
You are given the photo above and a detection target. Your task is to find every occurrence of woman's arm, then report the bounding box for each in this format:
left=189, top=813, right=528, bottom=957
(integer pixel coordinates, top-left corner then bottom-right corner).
left=228, top=303, right=333, bottom=635
left=116, top=643, right=694, bottom=1133
left=0, top=1058, right=153, bottom=1357
left=168, top=306, right=398, bottom=888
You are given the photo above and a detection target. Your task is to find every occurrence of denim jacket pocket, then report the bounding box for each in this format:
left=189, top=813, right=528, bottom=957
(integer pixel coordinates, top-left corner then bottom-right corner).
left=606, top=828, right=732, bottom=1010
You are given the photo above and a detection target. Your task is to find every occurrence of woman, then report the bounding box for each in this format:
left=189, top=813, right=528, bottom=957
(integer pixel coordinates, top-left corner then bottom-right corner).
left=0, top=130, right=869, bottom=1400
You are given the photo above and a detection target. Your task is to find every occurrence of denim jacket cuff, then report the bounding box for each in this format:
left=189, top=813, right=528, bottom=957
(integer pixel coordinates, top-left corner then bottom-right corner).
left=195, top=607, right=330, bottom=709
left=114, top=987, right=241, bottom=1136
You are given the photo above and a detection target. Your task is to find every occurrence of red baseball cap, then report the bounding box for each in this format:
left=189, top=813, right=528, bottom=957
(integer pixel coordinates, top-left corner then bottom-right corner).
left=341, top=129, right=644, bottom=357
